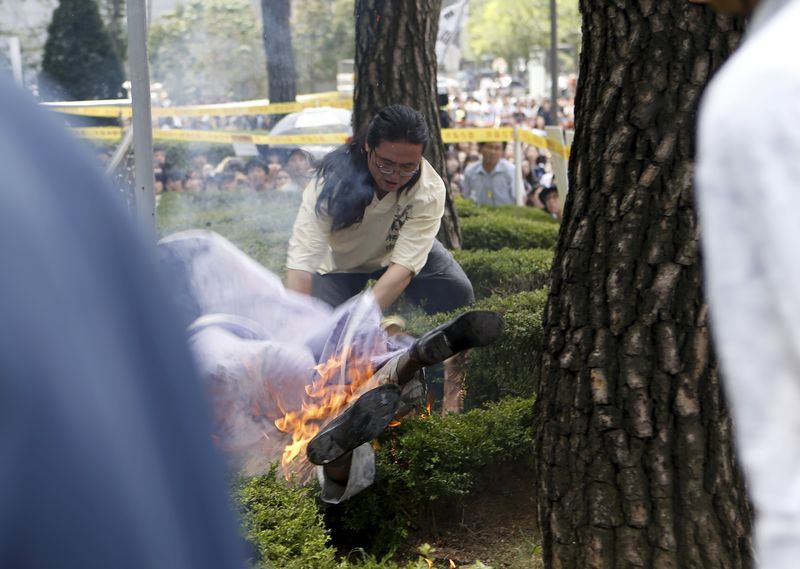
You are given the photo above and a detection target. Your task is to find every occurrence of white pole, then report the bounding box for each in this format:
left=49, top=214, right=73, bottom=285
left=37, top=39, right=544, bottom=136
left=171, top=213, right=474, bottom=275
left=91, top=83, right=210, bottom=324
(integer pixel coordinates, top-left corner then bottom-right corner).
left=513, top=126, right=525, bottom=205
left=126, top=0, right=156, bottom=237
left=8, top=37, right=22, bottom=85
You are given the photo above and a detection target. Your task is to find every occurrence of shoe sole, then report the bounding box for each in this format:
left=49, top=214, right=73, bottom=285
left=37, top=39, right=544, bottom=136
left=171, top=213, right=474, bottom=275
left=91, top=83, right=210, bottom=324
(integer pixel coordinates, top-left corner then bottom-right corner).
left=415, top=310, right=504, bottom=365
left=306, top=384, right=402, bottom=465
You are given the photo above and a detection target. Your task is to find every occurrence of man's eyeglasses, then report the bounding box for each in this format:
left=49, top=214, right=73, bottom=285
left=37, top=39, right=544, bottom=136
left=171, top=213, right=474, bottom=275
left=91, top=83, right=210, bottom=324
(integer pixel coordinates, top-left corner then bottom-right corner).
left=371, top=152, right=420, bottom=177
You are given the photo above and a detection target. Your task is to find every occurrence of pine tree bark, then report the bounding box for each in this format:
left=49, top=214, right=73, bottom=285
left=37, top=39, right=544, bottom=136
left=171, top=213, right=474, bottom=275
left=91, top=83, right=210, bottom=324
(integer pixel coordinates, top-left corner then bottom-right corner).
left=261, top=0, right=297, bottom=103
left=353, top=0, right=461, bottom=249
left=533, top=3, right=752, bottom=567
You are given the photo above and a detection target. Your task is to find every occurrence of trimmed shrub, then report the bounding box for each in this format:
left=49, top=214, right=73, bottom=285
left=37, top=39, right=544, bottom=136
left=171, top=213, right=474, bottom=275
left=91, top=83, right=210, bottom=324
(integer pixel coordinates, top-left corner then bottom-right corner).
left=454, top=196, right=559, bottom=224
left=157, top=191, right=301, bottom=273
left=406, top=289, right=548, bottom=408
left=236, top=465, right=338, bottom=569
left=460, top=215, right=559, bottom=251
left=490, top=203, right=560, bottom=224
left=325, top=397, right=536, bottom=556
left=453, top=247, right=553, bottom=299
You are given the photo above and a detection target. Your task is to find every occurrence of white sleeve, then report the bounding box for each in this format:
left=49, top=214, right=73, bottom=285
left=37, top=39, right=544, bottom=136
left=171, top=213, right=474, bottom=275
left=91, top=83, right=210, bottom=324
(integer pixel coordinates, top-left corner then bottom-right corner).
left=286, top=177, right=331, bottom=273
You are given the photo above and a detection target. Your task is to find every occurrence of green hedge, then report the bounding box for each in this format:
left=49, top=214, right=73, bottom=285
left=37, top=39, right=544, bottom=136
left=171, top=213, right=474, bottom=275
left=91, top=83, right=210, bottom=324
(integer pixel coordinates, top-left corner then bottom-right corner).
left=157, top=191, right=301, bottom=273
left=454, top=196, right=559, bottom=225
left=460, top=215, right=559, bottom=251
left=325, top=396, right=536, bottom=556
left=236, top=465, right=338, bottom=569
left=453, top=247, right=553, bottom=299
left=406, top=289, right=548, bottom=408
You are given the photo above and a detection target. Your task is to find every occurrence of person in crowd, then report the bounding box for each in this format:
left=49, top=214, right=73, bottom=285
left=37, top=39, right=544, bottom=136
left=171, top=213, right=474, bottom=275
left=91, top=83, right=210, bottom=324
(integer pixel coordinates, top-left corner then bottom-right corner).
left=285, top=104, right=475, bottom=413
left=184, top=170, right=205, bottom=193
left=286, top=148, right=314, bottom=189
left=461, top=141, right=516, bottom=206
left=520, top=159, right=535, bottom=195
left=538, top=184, right=561, bottom=220
left=215, top=157, right=249, bottom=190
left=693, top=0, right=800, bottom=568
left=154, top=167, right=166, bottom=195
left=265, top=150, right=284, bottom=177
left=153, top=145, right=167, bottom=169
left=537, top=98, right=555, bottom=126
left=0, top=78, right=246, bottom=569
left=217, top=170, right=246, bottom=192
left=274, top=168, right=299, bottom=193
left=165, top=170, right=184, bottom=193
left=189, top=149, right=209, bottom=175
left=245, top=157, right=272, bottom=192
left=444, top=149, right=464, bottom=195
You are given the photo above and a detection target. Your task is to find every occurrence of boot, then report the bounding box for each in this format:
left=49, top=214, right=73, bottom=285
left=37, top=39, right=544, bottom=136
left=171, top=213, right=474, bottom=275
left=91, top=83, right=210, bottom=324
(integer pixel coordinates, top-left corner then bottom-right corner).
left=306, top=384, right=401, bottom=465
left=410, top=310, right=504, bottom=366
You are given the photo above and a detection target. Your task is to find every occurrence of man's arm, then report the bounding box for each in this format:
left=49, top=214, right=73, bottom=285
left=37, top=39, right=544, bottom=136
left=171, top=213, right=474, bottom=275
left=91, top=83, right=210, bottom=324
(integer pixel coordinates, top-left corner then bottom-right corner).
left=371, top=263, right=414, bottom=311
left=286, top=268, right=313, bottom=296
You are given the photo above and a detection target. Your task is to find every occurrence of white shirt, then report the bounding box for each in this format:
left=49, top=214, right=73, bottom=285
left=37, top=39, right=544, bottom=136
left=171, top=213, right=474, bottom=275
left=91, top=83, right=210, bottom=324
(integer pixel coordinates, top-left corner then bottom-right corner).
left=286, top=158, right=445, bottom=275
left=697, top=1, right=800, bottom=566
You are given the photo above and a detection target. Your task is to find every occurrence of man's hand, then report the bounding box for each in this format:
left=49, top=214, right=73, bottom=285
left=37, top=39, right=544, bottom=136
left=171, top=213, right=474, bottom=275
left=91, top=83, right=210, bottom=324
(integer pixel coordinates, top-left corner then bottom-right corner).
left=372, top=264, right=414, bottom=312
left=286, top=269, right=313, bottom=296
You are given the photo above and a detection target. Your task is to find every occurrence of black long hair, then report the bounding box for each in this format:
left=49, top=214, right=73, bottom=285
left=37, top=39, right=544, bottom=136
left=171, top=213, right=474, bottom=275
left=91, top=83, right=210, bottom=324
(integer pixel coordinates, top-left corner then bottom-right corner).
left=315, top=104, right=429, bottom=231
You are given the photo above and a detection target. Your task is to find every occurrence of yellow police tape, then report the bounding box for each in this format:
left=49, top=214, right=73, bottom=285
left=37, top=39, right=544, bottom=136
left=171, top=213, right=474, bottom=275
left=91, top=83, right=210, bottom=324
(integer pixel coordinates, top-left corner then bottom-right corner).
left=45, top=96, right=352, bottom=118
left=73, top=125, right=571, bottom=156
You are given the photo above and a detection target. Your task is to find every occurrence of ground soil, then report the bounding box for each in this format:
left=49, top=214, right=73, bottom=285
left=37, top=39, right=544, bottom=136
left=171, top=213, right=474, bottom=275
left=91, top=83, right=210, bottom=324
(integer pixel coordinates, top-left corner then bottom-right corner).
left=403, top=467, right=543, bottom=568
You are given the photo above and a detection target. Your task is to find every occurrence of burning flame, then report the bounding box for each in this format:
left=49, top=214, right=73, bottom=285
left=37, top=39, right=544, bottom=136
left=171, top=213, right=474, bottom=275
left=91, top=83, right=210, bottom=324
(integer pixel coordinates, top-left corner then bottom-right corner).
left=275, top=346, right=378, bottom=478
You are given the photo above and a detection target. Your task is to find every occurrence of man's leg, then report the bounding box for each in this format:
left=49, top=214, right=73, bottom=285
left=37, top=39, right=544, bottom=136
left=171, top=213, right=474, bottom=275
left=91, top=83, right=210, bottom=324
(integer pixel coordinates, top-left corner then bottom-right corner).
left=403, top=240, right=475, bottom=314
left=403, top=240, right=475, bottom=413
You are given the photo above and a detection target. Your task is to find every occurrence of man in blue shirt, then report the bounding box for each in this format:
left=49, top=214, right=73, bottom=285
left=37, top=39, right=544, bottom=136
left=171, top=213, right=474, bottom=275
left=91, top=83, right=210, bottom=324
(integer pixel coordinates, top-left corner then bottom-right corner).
left=461, top=141, right=517, bottom=205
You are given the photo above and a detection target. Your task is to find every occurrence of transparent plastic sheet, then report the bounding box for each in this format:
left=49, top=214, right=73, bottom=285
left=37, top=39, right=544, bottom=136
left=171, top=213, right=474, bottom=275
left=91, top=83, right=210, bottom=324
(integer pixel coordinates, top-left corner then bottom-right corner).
left=157, top=230, right=403, bottom=480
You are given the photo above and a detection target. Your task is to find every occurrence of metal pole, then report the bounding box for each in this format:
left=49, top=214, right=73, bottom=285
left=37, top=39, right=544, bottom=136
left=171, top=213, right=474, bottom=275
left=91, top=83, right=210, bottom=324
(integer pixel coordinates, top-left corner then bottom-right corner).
left=513, top=126, right=525, bottom=206
left=549, top=0, right=558, bottom=120
left=8, top=37, right=22, bottom=85
left=126, top=0, right=156, bottom=237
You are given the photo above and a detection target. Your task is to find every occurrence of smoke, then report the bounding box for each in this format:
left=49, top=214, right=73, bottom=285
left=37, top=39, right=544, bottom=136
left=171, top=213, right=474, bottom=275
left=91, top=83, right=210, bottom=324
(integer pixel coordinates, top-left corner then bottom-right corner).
left=158, top=230, right=397, bottom=478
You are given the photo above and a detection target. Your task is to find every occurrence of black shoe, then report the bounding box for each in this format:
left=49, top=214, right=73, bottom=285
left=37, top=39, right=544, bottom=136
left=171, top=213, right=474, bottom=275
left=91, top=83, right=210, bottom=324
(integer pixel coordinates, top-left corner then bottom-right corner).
left=306, top=384, right=402, bottom=466
left=410, top=310, right=504, bottom=366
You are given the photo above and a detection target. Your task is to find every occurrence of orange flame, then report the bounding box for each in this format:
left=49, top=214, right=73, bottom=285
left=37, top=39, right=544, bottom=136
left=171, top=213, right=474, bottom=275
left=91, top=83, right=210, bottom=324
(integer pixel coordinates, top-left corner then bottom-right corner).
left=275, top=346, right=377, bottom=478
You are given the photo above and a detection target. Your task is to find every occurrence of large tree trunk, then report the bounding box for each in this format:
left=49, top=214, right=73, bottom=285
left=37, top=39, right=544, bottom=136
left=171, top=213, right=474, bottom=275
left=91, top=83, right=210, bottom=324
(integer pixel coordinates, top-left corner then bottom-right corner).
left=353, top=0, right=461, bottom=249
left=533, top=3, right=752, bottom=568
left=261, top=0, right=297, bottom=103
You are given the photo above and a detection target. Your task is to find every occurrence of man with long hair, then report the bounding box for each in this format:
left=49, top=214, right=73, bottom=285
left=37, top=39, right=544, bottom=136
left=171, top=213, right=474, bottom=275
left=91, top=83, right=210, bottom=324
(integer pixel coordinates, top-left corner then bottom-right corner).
left=286, top=104, right=473, bottom=316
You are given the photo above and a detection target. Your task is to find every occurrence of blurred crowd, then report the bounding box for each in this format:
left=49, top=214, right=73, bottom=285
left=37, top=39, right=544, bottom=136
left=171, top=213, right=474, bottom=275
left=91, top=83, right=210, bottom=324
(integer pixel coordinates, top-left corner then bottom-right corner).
left=99, top=89, right=571, bottom=220
left=150, top=146, right=314, bottom=195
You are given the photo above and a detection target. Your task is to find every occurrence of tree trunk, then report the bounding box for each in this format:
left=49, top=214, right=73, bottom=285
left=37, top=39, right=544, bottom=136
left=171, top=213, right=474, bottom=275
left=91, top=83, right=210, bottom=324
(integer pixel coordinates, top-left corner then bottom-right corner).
left=353, top=0, right=461, bottom=249
left=104, top=0, right=125, bottom=60
left=533, top=3, right=752, bottom=568
left=261, top=0, right=297, bottom=103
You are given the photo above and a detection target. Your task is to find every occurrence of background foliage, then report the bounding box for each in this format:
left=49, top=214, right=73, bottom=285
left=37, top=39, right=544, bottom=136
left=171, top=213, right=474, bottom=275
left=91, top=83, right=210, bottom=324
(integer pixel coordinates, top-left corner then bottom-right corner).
left=291, top=0, right=355, bottom=93
left=149, top=0, right=267, bottom=105
left=40, top=0, right=124, bottom=101
left=466, top=0, right=581, bottom=73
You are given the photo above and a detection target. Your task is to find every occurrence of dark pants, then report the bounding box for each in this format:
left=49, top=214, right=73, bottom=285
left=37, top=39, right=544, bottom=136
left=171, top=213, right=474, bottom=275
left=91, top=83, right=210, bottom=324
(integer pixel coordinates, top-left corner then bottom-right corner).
left=312, top=240, right=474, bottom=315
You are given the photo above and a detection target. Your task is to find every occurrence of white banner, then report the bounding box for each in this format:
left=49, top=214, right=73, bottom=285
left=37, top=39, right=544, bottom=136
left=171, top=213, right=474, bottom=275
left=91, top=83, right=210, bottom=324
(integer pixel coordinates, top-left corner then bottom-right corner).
left=435, top=0, right=468, bottom=62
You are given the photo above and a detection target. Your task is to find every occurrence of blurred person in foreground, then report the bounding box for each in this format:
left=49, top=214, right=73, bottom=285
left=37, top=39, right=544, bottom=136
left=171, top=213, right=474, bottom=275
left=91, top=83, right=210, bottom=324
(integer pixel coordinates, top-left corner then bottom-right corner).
left=285, top=104, right=475, bottom=412
left=694, top=0, right=800, bottom=567
left=461, top=141, right=516, bottom=206
left=0, top=79, right=244, bottom=568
